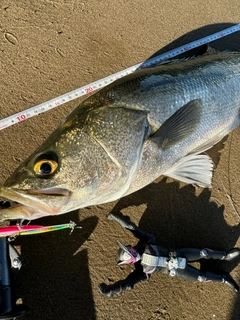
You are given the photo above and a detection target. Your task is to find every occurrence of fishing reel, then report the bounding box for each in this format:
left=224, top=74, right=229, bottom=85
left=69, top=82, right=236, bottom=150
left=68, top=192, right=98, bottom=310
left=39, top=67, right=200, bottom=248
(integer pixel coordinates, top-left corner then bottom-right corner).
left=0, top=237, right=28, bottom=319
left=0, top=200, right=27, bottom=318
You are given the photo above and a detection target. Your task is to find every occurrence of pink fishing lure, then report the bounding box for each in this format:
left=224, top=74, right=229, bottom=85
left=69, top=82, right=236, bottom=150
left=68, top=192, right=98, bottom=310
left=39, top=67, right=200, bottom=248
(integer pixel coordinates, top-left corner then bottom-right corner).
left=0, top=221, right=77, bottom=237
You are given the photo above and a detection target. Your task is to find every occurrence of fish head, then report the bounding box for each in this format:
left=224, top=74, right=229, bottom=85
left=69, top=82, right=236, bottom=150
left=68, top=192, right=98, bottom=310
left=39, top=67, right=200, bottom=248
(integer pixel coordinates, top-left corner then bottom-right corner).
left=0, top=119, right=119, bottom=221
left=0, top=104, right=148, bottom=221
left=0, top=149, right=70, bottom=221
left=0, top=98, right=150, bottom=222
left=0, top=125, right=76, bottom=220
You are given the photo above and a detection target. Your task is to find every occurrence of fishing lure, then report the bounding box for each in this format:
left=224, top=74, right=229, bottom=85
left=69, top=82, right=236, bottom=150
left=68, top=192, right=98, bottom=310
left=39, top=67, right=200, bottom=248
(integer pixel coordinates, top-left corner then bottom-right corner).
left=0, top=221, right=78, bottom=238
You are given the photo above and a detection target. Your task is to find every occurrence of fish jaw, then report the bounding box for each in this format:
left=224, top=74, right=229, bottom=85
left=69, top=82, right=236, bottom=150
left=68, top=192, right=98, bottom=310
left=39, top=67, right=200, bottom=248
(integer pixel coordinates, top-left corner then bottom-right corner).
left=0, top=188, right=69, bottom=221
left=0, top=204, right=43, bottom=221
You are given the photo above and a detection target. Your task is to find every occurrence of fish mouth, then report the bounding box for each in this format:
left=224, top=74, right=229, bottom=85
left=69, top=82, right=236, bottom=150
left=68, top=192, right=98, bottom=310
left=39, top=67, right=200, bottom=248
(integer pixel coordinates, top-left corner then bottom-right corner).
left=0, top=188, right=71, bottom=221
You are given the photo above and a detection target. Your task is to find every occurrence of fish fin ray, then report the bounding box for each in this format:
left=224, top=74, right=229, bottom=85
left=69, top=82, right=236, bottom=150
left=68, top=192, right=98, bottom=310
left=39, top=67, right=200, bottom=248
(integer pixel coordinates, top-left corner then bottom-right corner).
left=164, top=153, right=213, bottom=187
left=154, top=99, right=202, bottom=150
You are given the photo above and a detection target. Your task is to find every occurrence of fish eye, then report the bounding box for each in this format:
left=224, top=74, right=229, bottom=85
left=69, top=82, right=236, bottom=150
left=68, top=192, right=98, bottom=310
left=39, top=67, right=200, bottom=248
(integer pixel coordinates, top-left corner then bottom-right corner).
left=33, top=154, right=58, bottom=176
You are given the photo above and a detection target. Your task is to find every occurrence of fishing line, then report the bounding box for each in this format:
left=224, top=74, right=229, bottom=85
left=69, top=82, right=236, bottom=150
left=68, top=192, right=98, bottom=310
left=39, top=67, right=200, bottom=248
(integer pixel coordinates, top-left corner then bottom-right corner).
left=0, top=24, right=240, bottom=131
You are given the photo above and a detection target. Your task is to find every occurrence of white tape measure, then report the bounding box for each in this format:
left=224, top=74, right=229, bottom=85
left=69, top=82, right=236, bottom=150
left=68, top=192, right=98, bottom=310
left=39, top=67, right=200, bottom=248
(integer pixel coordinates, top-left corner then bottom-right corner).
left=1, top=24, right=240, bottom=131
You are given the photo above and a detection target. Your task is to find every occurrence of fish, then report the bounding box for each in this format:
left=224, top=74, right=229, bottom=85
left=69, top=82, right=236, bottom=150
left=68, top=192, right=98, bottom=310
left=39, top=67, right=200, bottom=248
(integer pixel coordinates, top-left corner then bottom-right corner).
left=0, top=51, right=239, bottom=221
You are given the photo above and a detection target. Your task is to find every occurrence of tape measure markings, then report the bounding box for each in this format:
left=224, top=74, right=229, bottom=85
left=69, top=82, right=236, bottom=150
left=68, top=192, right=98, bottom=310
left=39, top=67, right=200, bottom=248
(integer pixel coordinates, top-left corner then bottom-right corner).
left=1, top=24, right=240, bottom=130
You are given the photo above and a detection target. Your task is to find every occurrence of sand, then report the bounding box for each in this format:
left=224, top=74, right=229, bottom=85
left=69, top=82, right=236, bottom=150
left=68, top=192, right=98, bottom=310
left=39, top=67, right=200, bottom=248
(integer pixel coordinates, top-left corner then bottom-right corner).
left=0, top=1, right=239, bottom=319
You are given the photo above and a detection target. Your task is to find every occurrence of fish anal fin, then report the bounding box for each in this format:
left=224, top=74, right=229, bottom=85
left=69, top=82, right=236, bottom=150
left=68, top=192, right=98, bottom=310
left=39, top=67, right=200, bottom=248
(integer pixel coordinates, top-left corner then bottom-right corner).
left=164, top=154, right=213, bottom=188
left=154, top=99, right=202, bottom=150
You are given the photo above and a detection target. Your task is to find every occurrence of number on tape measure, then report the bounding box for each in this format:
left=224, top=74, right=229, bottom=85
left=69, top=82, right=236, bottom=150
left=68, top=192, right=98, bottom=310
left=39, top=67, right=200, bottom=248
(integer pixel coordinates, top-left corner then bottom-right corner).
left=16, top=114, right=27, bottom=122
left=85, top=87, right=93, bottom=94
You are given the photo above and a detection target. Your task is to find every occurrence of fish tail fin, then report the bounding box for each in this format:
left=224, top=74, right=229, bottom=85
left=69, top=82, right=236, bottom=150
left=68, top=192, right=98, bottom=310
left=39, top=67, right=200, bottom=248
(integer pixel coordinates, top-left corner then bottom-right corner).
left=164, top=153, right=213, bottom=187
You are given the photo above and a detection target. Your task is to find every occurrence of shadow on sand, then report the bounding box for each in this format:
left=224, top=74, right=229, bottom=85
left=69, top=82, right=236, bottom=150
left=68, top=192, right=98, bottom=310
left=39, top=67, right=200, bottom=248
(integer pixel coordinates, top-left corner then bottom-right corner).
left=14, top=212, right=98, bottom=320
left=111, top=179, right=240, bottom=319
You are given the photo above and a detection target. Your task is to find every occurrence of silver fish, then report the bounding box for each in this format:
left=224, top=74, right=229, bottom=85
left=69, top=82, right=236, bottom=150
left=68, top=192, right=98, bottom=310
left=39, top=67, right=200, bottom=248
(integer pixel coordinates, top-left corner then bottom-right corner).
left=0, top=52, right=239, bottom=220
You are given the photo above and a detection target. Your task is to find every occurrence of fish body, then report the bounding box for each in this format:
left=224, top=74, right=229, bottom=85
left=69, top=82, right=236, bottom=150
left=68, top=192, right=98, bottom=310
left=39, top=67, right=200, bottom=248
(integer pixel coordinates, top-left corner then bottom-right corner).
left=0, top=52, right=239, bottom=220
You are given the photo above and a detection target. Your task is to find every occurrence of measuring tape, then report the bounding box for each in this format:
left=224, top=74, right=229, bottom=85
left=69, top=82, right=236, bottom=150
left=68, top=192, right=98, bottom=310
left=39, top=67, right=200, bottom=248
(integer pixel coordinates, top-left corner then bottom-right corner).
left=1, top=24, right=240, bottom=131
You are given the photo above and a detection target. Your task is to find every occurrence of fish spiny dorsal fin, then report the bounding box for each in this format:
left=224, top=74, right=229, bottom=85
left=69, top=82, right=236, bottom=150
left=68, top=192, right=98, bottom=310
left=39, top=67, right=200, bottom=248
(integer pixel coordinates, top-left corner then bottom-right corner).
left=204, top=44, right=218, bottom=55
left=150, top=44, right=211, bottom=68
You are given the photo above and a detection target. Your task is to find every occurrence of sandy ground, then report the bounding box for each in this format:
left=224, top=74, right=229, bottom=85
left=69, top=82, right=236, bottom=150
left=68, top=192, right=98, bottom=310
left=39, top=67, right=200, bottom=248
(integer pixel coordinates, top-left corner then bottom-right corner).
left=0, top=1, right=239, bottom=319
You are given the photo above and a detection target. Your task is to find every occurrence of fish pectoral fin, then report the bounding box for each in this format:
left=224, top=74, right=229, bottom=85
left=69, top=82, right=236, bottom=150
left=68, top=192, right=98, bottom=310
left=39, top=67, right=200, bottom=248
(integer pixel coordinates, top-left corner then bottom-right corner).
left=154, top=99, right=202, bottom=150
left=164, top=153, right=213, bottom=187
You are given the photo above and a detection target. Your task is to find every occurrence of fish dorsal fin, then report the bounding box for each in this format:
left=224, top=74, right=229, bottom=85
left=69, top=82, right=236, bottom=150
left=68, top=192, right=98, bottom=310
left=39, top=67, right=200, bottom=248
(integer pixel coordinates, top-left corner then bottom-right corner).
left=164, top=153, right=213, bottom=187
left=205, top=44, right=218, bottom=55
left=154, top=99, right=202, bottom=150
